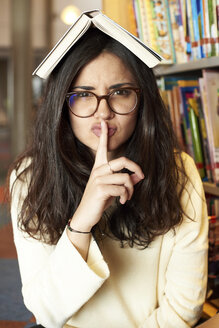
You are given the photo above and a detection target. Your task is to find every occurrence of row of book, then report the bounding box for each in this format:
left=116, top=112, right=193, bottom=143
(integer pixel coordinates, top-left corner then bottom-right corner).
left=157, top=69, right=219, bottom=185
left=102, top=0, right=219, bottom=63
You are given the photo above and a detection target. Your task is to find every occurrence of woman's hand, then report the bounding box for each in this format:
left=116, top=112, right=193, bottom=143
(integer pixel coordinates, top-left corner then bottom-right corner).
left=70, top=119, right=144, bottom=232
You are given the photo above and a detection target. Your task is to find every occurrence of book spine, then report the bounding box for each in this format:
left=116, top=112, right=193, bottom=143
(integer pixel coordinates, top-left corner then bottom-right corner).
left=168, top=0, right=187, bottom=63
left=179, top=87, right=195, bottom=158
left=195, top=0, right=205, bottom=57
left=135, top=0, right=144, bottom=40
left=187, top=0, right=199, bottom=59
left=172, top=86, right=186, bottom=148
left=128, top=0, right=138, bottom=36
left=184, top=0, right=192, bottom=56
left=217, top=0, right=219, bottom=56
left=188, top=97, right=206, bottom=178
left=165, top=0, right=177, bottom=63
left=144, top=0, right=159, bottom=52
left=191, top=0, right=202, bottom=59
left=199, top=75, right=217, bottom=184
left=132, top=0, right=141, bottom=38
left=212, top=0, right=218, bottom=55
left=150, top=0, right=175, bottom=62
left=198, top=0, right=206, bottom=57
left=167, top=90, right=176, bottom=129
left=204, top=0, right=212, bottom=56
left=208, top=0, right=217, bottom=56
left=204, top=70, right=219, bottom=185
left=177, top=0, right=189, bottom=60
left=138, top=0, right=150, bottom=44
left=196, top=83, right=213, bottom=181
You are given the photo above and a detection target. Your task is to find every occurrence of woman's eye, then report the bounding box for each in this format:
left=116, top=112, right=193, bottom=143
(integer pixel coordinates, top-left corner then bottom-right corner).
left=113, top=89, right=130, bottom=96
left=76, top=92, right=93, bottom=98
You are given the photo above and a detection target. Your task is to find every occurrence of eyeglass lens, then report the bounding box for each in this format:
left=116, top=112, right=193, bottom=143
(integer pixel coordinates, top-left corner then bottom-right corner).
left=68, top=89, right=138, bottom=117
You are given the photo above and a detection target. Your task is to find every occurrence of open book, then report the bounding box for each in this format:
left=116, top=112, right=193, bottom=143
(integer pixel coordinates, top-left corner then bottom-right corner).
left=33, top=9, right=164, bottom=79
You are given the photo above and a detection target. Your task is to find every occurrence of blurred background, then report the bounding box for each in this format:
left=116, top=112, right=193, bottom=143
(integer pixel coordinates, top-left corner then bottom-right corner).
left=0, top=1, right=102, bottom=326
left=0, top=0, right=102, bottom=184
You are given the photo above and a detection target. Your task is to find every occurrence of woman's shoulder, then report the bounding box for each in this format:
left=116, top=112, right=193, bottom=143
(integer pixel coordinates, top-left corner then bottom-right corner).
left=177, top=151, right=200, bottom=177
left=9, top=156, right=32, bottom=192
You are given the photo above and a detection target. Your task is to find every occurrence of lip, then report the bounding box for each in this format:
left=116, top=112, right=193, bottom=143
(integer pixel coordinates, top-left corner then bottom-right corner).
left=91, top=123, right=117, bottom=137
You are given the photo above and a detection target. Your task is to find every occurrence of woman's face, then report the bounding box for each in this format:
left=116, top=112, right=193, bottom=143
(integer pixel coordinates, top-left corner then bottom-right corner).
left=69, top=52, right=139, bottom=160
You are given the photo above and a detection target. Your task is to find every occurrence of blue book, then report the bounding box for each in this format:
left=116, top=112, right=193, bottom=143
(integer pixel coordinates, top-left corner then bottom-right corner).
left=191, top=0, right=202, bottom=59
left=196, top=0, right=205, bottom=58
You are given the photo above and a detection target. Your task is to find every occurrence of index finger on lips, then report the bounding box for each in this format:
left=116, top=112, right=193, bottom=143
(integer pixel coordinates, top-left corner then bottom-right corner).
left=94, top=119, right=108, bottom=168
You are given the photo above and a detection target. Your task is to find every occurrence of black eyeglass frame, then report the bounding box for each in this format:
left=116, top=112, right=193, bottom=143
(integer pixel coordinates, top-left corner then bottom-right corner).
left=65, top=87, right=141, bottom=118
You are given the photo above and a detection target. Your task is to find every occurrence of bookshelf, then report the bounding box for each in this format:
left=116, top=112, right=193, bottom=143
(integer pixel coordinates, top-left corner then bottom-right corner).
left=203, top=183, right=219, bottom=197
left=102, top=0, right=219, bottom=321
left=154, top=57, right=219, bottom=77
left=154, top=56, right=219, bottom=197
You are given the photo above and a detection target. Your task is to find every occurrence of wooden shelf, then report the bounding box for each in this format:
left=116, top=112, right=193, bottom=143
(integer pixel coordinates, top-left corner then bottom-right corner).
left=203, top=183, right=219, bottom=196
left=154, top=57, right=219, bottom=76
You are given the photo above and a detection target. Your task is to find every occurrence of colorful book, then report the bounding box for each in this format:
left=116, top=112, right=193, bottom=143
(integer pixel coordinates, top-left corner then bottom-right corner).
left=217, top=0, right=219, bottom=56
left=144, top=0, right=160, bottom=53
left=172, top=86, right=186, bottom=149
left=177, top=82, right=200, bottom=158
left=196, top=0, right=205, bottom=58
left=208, top=0, right=217, bottom=56
left=203, top=0, right=212, bottom=57
left=202, top=70, right=219, bottom=185
left=128, top=0, right=138, bottom=37
left=150, top=0, right=176, bottom=62
left=195, top=84, right=213, bottom=181
left=186, top=0, right=199, bottom=59
left=168, top=0, right=187, bottom=63
left=191, top=0, right=203, bottom=58
left=184, top=0, right=192, bottom=55
left=137, top=0, right=151, bottom=45
left=133, top=0, right=144, bottom=40
left=187, top=97, right=206, bottom=178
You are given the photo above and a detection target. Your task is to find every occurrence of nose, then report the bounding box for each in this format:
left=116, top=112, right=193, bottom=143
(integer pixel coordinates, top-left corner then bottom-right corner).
left=93, top=98, right=114, bottom=120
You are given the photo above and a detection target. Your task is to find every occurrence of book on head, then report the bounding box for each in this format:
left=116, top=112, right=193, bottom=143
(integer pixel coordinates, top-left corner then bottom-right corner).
left=33, top=9, right=164, bottom=79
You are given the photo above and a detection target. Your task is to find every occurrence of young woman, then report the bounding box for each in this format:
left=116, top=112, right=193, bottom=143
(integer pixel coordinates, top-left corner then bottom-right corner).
left=9, top=27, right=208, bottom=328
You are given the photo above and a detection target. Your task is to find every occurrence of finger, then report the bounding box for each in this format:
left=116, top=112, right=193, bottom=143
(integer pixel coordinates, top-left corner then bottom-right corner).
left=94, top=119, right=108, bottom=168
left=94, top=173, right=134, bottom=200
left=97, top=184, right=129, bottom=205
left=109, top=157, right=144, bottom=180
left=130, top=173, right=145, bottom=186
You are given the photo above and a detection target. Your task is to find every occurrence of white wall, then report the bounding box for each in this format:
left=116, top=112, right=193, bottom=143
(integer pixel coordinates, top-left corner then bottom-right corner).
left=0, top=0, right=11, bottom=47
left=31, top=0, right=47, bottom=48
left=0, top=0, right=102, bottom=48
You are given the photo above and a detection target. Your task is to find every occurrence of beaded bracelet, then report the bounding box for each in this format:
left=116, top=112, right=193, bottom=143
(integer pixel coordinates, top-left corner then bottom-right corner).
left=67, top=219, right=91, bottom=234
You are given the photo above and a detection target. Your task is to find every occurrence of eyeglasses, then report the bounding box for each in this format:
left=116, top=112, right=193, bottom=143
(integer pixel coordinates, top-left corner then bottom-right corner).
left=66, top=87, right=141, bottom=118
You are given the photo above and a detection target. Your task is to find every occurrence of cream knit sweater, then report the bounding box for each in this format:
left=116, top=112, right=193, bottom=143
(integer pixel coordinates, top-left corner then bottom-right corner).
left=10, top=153, right=208, bottom=328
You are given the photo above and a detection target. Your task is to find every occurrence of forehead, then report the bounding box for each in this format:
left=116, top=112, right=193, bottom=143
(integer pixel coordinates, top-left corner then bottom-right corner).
left=73, top=52, right=136, bottom=86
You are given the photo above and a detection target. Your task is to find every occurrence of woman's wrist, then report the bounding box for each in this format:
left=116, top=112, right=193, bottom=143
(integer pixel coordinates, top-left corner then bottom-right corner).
left=67, top=219, right=91, bottom=234
left=68, top=215, right=93, bottom=234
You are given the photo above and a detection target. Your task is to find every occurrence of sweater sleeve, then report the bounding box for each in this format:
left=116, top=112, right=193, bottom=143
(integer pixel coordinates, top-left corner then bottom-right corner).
left=140, top=155, right=209, bottom=328
left=10, top=169, right=110, bottom=328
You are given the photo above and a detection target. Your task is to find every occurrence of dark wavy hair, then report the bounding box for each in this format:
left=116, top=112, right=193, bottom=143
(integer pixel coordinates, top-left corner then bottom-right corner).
left=8, top=28, right=189, bottom=248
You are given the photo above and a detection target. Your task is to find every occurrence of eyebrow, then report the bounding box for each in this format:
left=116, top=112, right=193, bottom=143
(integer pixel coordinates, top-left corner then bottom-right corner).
left=109, top=82, right=136, bottom=89
left=72, top=82, right=136, bottom=91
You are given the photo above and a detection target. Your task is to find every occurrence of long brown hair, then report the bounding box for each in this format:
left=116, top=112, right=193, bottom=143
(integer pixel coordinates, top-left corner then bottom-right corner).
left=8, top=29, right=189, bottom=247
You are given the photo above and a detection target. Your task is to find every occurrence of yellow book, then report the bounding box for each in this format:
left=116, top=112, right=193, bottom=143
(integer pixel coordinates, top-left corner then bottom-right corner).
left=102, top=0, right=133, bottom=33
left=144, top=0, right=159, bottom=52
left=177, top=80, right=199, bottom=87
